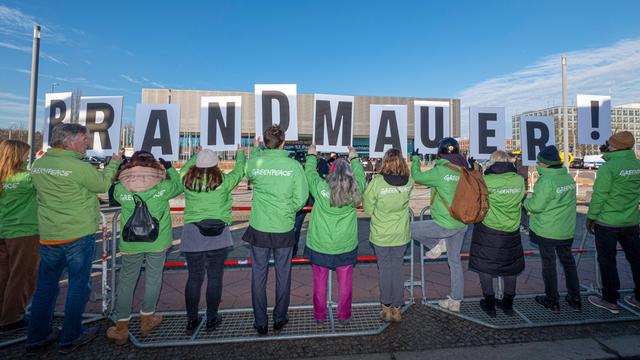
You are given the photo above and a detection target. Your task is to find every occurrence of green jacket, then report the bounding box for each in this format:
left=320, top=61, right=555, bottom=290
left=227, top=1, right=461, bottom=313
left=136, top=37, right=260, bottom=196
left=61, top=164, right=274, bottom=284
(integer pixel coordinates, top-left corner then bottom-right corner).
left=482, top=171, right=526, bottom=232
left=524, top=166, right=576, bottom=240
left=363, top=174, right=414, bottom=247
left=587, top=150, right=640, bottom=226
left=31, top=149, right=121, bottom=242
left=305, top=155, right=366, bottom=255
left=0, top=171, right=38, bottom=239
left=411, top=156, right=466, bottom=230
left=115, top=168, right=183, bottom=254
left=181, top=151, right=245, bottom=225
left=245, top=148, right=309, bottom=233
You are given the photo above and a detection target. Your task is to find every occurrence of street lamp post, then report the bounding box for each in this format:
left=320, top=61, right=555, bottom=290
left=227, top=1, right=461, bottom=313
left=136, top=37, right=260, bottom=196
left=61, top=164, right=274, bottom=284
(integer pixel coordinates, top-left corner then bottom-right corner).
left=51, top=82, right=59, bottom=93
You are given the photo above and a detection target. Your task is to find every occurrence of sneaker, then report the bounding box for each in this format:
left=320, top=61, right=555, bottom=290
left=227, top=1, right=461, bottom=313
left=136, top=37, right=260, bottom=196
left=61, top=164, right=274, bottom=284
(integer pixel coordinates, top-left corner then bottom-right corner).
left=273, top=319, right=288, bottom=332
left=58, top=327, right=98, bottom=355
left=335, top=320, right=349, bottom=329
left=438, top=296, right=461, bottom=312
left=314, top=320, right=324, bottom=330
left=0, top=318, right=28, bottom=334
left=588, top=295, right=620, bottom=314
left=565, top=295, right=583, bottom=311
left=185, top=317, right=201, bottom=335
left=624, top=295, right=640, bottom=310
left=25, top=328, right=59, bottom=354
left=535, top=295, right=560, bottom=312
left=425, top=240, right=447, bottom=259
left=205, top=315, right=222, bottom=330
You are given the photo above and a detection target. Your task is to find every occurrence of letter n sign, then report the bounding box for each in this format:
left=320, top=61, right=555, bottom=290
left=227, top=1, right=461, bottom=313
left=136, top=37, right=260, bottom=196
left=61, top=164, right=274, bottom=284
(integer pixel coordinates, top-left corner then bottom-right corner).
left=200, top=96, right=242, bottom=151
left=521, top=116, right=555, bottom=166
left=313, top=94, right=354, bottom=152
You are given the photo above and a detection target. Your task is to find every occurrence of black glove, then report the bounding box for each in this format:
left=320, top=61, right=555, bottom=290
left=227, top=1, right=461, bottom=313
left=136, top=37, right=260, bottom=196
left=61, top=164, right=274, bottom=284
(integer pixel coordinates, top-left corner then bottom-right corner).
left=468, top=157, right=477, bottom=169
left=411, top=148, right=422, bottom=160
left=158, top=158, right=172, bottom=170
left=586, top=218, right=596, bottom=234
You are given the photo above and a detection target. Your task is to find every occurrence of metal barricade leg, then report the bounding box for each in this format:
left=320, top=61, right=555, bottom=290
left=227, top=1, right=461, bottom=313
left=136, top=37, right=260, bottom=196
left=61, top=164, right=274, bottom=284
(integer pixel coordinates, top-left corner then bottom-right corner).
left=327, top=270, right=334, bottom=330
left=110, top=210, right=121, bottom=317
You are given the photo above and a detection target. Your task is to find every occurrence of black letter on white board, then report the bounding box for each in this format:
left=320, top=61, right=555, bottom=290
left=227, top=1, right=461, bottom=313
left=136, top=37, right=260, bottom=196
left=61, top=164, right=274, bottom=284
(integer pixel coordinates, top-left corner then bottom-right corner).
left=419, top=106, right=444, bottom=148
left=526, top=121, right=550, bottom=162
left=479, top=113, right=497, bottom=154
left=314, top=100, right=352, bottom=146
left=262, top=91, right=289, bottom=133
left=208, top=102, right=235, bottom=145
left=375, top=111, right=401, bottom=152
left=48, top=100, right=67, bottom=142
left=142, top=110, right=172, bottom=154
left=85, top=103, right=114, bottom=150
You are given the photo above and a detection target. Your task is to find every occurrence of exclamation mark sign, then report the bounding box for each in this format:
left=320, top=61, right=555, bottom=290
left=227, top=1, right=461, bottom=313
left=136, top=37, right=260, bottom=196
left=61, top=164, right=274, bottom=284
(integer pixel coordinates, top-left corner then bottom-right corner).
left=590, top=100, right=600, bottom=140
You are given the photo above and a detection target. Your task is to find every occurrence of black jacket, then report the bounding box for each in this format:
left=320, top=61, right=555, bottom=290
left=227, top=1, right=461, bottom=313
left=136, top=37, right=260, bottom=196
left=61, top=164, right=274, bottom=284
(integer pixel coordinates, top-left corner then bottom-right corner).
left=468, top=222, right=524, bottom=276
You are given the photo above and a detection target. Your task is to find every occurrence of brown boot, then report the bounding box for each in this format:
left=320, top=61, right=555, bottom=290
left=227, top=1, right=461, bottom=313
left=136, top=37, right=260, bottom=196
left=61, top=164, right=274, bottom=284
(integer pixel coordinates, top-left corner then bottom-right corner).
left=380, top=305, right=392, bottom=322
left=140, top=314, right=163, bottom=337
left=390, top=306, right=402, bottom=322
left=106, top=320, right=129, bottom=345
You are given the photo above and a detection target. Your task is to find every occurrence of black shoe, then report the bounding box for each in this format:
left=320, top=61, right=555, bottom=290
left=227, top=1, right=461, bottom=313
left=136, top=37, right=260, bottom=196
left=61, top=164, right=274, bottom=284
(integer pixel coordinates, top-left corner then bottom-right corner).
left=565, top=295, right=582, bottom=311
left=479, top=295, right=497, bottom=317
left=254, top=324, right=268, bottom=335
left=185, top=317, right=201, bottom=335
left=535, top=295, right=560, bottom=312
left=0, top=318, right=28, bottom=334
left=205, top=315, right=222, bottom=330
left=58, top=327, right=98, bottom=355
left=25, top=328, right=59, bottom=355
left=498, top=294, right=515, bottom=316
left=273, top=319, right=288, bottom=331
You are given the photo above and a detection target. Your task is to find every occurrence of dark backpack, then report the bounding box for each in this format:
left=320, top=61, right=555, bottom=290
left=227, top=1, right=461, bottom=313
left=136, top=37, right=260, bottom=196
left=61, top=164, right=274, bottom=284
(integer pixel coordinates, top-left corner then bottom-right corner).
left=123, top=195, right=159, bottom=242
left=432, top=163, right=489, bottom=224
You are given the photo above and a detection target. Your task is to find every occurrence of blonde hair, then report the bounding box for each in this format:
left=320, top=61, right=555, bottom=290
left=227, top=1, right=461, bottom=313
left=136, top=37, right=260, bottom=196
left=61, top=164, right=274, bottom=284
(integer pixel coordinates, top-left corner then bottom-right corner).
left=380, top=148, right=409, bottom=177
left=489, top=150, right=510, bottom=164
left=0, top=140, right=30, bottom=195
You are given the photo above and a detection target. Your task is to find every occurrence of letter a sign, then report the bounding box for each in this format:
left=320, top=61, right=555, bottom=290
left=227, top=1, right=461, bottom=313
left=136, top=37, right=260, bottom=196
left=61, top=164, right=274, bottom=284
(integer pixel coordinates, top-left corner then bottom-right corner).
left=369, top=104, right=407, bottom=158
left=134, top=104, right=181, bottom=161
left=313, top=94, right=354, bottom=152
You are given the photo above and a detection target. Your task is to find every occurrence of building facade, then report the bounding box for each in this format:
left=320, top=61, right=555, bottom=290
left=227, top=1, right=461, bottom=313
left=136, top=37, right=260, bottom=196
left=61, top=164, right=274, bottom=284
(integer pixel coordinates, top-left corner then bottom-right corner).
left=512, top=104, right=640, bottom=156
left=141, top=89, right=461, bottom=158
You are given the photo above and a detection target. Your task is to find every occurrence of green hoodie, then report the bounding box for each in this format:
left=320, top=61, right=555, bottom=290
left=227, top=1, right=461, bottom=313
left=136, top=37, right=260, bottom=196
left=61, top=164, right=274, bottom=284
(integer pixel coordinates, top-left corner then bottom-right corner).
left=587, top=150, right=640, bottom=226
left=181, top=151, right=245, bottom=225
left=411, top=156, right=466, bottom=230
left=0, top=171, right=38, bottom=239
left=245, top=148, right=309, bottom=233
left=31, top=148, right=121, bottom=242
left=524, top=166, right=576, bottom=240
left=363, top=174, right=415, bottom=247
left=115, top=168, right=183, bottom=254
left=304, top=155, right=366, bottom=255
left=482, top=171, right=526, bottom=232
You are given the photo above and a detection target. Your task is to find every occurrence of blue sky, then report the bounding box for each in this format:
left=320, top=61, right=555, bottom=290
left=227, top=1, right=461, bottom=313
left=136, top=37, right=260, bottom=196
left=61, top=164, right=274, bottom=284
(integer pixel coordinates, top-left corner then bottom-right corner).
left=1, top=0, right=640, bottom=135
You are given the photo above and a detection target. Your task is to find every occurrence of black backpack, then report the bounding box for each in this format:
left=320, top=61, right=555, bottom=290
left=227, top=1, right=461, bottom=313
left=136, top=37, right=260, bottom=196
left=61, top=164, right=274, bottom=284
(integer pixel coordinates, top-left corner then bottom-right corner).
left=123, top=195, right=159, bottom=242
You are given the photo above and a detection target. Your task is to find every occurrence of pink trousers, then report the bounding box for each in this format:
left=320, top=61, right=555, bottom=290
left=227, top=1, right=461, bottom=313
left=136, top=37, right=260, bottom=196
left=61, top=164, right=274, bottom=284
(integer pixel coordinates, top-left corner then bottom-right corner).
left=312, top=264, right=353, bottom=321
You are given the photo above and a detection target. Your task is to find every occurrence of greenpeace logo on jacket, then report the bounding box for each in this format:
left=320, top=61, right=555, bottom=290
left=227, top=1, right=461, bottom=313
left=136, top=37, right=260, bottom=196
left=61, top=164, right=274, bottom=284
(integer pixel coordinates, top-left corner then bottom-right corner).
left=31, top=168, right=72, bottom=177
left=380, top=186, right=411, bottom=195
left=619, top=169, right=640, bottom=177
left=3, top=182, right=18, bottom=190
left=443, top=174, right=460, bottom=182
left=492, top=187, right=522, bottom=195
left=251, top=168, right=293, bottom=177
left=0, top=171, right=38, bottom=239
left=556, top=184, right=576, bottom=194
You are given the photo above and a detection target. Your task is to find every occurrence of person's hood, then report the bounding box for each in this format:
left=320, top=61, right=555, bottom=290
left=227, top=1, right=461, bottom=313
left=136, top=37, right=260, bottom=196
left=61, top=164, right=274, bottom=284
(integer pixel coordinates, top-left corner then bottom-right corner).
left=382, top=173, right=409, bottom=186
left=484, top=162, right=517, bottom=175
left=118, top=166, right=166, bottom=193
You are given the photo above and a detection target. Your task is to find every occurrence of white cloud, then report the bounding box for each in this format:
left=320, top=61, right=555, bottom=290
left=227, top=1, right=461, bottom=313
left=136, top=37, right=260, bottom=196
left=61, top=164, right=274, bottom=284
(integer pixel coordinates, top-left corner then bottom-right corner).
left=0, top=41, right=68, bottom=66
left=120, top=74, right=140, bottom=84
left=0, top=5, right=68, bottom=44
left=456, top=38, right=640, bottom=138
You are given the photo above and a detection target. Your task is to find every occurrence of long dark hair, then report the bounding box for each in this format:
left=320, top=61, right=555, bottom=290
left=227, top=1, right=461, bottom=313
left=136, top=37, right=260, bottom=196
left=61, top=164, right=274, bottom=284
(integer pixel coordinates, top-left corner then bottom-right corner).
left=183, top=166, right=223, bottom=192
left=116, top=150, right=168, bottom=179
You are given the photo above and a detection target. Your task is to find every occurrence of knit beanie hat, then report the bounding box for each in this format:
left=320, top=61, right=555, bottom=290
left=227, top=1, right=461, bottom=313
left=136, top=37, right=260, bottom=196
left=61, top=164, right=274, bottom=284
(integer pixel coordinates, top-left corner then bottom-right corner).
left=608, top=131, right=635, bottom=150
left=196, top=149, right=219, bottom=168
left=537, top=145, right=561, bottom=165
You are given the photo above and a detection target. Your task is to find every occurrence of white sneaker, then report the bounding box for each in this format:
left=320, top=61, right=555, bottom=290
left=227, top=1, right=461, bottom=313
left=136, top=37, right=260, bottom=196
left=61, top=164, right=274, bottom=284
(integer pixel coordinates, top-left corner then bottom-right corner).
left=437, top=296, right=461, bottom=312
left=425, top=239, right=447, bottom=259
left=625, top=295, right=640, bottom=310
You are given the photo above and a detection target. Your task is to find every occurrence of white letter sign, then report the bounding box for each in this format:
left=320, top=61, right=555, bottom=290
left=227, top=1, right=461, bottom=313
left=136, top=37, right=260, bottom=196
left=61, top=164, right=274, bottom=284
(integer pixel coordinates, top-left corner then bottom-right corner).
left=313, top=94, right=354, bottom=153
left=255, top=84, right=298, bottom=140
left=79, top=96, right=123, bottom=157
left=134, top=104, right=181, bottom=161
left=369, top=104, right=407, bottom=158
left=521, top=116, right=555, bottom=166
left=577, top=94, right=611, bottom=145
left=414, top=100, right=450, bottom=153
left=43, top=92, right=73, bottom=150
left=200, top=96, right=241, bottom=151
left=469, top=107, right=505, bottom=160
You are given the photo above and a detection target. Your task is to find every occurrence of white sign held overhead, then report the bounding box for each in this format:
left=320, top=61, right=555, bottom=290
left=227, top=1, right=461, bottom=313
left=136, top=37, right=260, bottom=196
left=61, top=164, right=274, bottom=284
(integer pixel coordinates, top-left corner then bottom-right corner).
left=521, top=116, right=556, bottom=166
left=42, top=92, right=73, bottom=150
left=414, top=100, right=450, bottom=153
left=469, top=107, right=505, bottom=160
left=312, top=94, right=354, bottom=153
left=369, top=104, right=408, bottom=158
left=78, top=96, right=123, bottom=157
left=255, top=84, right=298, bottom=140
left=577, top=94, right=611, bottom=145
left=200, top=96, right=242, bottom=151
left=134, top=104, right=181, bottom=161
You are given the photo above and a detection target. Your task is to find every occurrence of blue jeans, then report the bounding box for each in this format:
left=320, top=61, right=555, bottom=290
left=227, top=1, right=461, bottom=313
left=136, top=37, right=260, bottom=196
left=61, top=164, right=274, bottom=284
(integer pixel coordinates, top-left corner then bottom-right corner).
left=26, top=234, right=96, bottom=347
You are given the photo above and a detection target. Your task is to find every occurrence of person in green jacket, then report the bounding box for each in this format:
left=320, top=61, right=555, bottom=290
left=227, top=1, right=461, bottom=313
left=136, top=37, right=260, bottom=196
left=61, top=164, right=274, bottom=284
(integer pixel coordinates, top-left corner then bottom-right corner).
left=411, top=138, right=469, bottom=313
left=469, top=150, right=526, bottom=317
left=586, top=131, right=640, bottom=313
left=28, top=124, right=121, bottom=353
left=243, top=125, right=309, bottom=335
left=364, top=148, right=414, bottom=323
left=106, top=151, right=182, bottom=345
left=524, top=145, right=580, bottom=313
left=304, top=145, right=365, bottom=328
left=179, top=145, right=246, bottom=334
left=0, top=140, right=38, bottom=334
